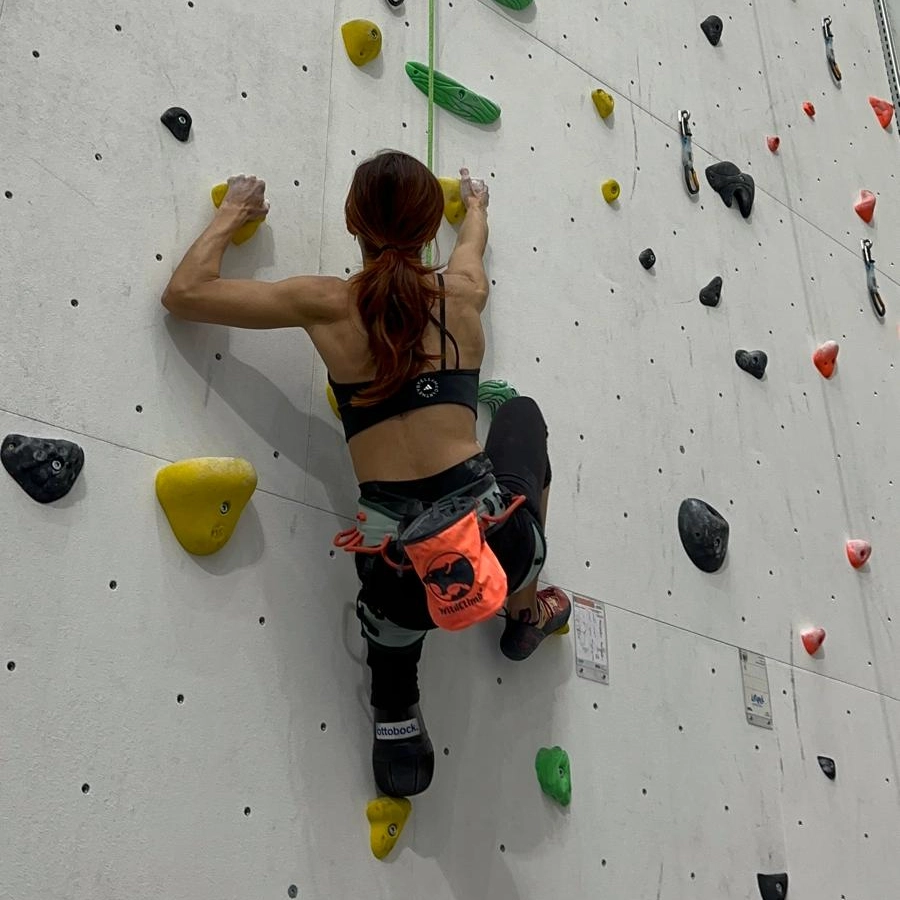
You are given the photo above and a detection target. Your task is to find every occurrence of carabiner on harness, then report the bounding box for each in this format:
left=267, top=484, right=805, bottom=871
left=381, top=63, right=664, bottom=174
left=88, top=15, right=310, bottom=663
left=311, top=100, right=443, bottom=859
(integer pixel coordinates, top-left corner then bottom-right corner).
left=678, top=110, right=700, bottom=195
left=861, top=239, right=886, bottom=318
left=334, top=512, right=411, bottom=572
left=823, top=17, right=842, bottom=82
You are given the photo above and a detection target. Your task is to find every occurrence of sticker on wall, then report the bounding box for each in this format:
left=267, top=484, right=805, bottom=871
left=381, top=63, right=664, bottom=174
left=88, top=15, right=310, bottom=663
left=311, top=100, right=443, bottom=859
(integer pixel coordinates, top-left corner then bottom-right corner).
left=573, top=595, right=609, bottom=684
left=739, top=649, right=773, bottom=729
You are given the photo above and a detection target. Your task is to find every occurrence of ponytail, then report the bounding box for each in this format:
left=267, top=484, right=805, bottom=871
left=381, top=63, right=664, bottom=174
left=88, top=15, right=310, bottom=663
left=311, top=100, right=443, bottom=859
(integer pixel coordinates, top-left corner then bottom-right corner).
left=350, top=248, right=442, bottom=406
left=344, top=149, right=447, bottom=407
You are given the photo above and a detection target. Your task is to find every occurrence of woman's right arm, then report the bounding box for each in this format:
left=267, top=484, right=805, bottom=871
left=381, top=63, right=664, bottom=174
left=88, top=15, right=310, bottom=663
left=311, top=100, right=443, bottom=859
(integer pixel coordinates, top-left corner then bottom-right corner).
left=446, top=169, right=489, bottom=309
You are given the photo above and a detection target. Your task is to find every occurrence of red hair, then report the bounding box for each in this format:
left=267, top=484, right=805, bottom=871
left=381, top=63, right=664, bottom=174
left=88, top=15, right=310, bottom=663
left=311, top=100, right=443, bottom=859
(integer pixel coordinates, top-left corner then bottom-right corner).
left=344, top=150, right=445, bottom=406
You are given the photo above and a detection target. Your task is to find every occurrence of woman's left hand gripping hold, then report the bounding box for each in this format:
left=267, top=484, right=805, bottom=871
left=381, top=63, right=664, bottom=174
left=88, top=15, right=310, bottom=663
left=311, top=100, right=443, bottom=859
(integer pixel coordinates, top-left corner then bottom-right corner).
left=217, top=174, right=271, bottom=227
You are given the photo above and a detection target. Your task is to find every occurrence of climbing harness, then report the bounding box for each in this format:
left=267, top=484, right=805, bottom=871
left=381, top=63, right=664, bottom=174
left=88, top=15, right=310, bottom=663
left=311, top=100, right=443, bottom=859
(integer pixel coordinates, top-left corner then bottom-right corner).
left=334, top=475, right=528, bottom=631
left=678, top=110, right=700, bottom=195
left=861, top=239, right=886, bottom=318
left=822, top=17, right=842, bottom=82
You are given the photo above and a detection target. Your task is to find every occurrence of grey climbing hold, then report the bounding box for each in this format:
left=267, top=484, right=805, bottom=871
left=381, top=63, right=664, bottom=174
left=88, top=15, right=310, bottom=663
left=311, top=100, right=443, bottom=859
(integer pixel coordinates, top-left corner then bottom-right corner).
left=678, top=498, right=729, bottom=573
left=705, top=161, right=755, bottom=218
left=757, top=873, right=788, bottom=900
left=701, top=15, right=723, bottom=46
left=735, top=349, right=768, bottom=379
left=700, top=276, right=722, bottom=307
left=817, top=755, right=836, bottom=780
left=2, top=434, right=85, bottom=503
left=639, top=248, right=656, bottom=270
left=161, top=107, right=192, bottom=142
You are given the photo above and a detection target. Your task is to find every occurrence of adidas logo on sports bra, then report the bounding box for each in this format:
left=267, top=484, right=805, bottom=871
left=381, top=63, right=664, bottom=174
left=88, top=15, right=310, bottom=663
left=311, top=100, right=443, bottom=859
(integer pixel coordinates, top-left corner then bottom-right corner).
left=415, top=376, right=439, bottom=399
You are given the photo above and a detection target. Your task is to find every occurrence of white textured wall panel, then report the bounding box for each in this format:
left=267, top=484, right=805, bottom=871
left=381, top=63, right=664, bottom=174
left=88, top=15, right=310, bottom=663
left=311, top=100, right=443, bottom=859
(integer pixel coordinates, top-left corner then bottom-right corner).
left=2, top=0, right=898, bottom=898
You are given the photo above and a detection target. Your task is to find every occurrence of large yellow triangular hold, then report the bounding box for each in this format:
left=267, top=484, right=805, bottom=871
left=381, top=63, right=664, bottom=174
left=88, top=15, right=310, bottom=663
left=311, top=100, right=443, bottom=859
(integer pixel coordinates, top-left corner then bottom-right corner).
left=341, top=20, right=382, bottom=67
left=210, top=183, right=265, bottom=246
left=366, top=796, right=411, bottom=860
left=155, top=457, right=257, bottom=556
left=326, top=383, right=341, bottom=420
left=438, top=177, right=467, bottom=225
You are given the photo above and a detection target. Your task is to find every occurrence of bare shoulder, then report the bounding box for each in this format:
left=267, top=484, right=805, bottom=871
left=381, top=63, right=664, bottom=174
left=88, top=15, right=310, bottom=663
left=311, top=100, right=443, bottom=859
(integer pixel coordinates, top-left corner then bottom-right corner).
left=296, top=275, right=352, bottom=324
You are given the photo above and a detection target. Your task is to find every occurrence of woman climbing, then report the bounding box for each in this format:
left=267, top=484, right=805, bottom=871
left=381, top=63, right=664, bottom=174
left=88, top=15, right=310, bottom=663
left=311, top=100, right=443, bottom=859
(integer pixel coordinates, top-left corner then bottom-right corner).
left=161, top=150, right=570, bottom=798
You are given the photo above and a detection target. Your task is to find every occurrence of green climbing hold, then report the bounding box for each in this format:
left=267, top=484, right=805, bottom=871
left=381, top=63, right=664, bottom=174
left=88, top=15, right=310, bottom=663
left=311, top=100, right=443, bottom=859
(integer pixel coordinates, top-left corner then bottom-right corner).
left=493, top=0, right=534, bottom=8
left=478, top=380, right=519, bottom=417
left=405, top=62, right=501, bottom=124
left=535, top=746, right=571, bottom=806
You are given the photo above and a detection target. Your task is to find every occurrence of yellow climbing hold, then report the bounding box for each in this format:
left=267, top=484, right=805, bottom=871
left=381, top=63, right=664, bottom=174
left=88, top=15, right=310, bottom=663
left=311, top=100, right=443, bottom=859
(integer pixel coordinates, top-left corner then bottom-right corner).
left=211, top=184, right=265, bottom=245
left=341, top=20, right=382, bottom=67
left=326, top=383, right=341, bottom=420
left=601, top=179, right=620, bottom=203
left=366, top=796, right=411, bottom=860
left=438, top=177, right=467, bottom=225
left=155, top=457, right=257, bottom=556
left=591, top=89, right=615, bottom=119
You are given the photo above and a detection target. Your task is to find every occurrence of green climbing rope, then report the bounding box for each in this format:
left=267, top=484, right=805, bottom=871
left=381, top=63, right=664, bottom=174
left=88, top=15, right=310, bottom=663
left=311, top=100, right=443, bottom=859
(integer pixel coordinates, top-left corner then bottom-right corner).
left=425, top=0, right=435, bottom=266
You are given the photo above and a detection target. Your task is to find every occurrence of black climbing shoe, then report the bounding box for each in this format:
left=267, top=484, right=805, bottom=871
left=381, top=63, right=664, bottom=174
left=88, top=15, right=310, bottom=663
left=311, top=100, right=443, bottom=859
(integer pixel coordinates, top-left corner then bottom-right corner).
left=372, top=703, right=434, bottom=797
left=500, top=586, right=571, bottom=661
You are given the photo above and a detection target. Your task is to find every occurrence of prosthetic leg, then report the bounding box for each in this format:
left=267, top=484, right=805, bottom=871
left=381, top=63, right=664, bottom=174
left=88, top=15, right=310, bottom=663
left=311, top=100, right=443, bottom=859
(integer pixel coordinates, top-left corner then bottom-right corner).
left=357, top=595, right=434, bottom=797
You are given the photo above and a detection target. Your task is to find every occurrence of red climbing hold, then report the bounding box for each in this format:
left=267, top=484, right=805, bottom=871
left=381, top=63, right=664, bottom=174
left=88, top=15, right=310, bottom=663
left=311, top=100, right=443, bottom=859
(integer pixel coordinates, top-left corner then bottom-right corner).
left=846, top=539, right=871, bottom=568
left=813, top=341, right=838, bottom=378
left=801, top=627, right=826, bottom=656
left=868, top=96, right=894, bottom=128
left=766, top=135, right=780, bottom=152
left=803, top=101, right=816, bottom=117
left=855, top=190, right=876, bottom=223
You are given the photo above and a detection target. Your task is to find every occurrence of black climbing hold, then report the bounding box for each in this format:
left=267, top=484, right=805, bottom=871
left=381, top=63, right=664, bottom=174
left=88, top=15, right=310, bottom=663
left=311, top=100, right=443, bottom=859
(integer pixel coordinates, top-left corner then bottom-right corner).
left=700, top=276, right=722, bottom=307
left=735, top=349, right=768, bottom=379
left=160, top=107, right=192, bottom=142
left=705, top=161, right=755, bottom=218
left=817, top=755, right=836, bottom=780
left=678, top=498, right=729, bottom=573
left=639, top=248, right=656, bottom=270
left=387, top=0, right=404, bottom=6
left=1, top=434, right=84, bottom=503
left=701, top=15, right=723, bottom=46
left=757, top=872, right=788, bottom=900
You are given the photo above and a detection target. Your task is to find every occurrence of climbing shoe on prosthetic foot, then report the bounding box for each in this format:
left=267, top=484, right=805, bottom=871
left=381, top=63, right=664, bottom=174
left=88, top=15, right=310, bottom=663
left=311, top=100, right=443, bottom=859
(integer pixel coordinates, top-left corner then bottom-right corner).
left=500, top=586, right=571, bottom=661
left=373, top=703, right=434, bottom=797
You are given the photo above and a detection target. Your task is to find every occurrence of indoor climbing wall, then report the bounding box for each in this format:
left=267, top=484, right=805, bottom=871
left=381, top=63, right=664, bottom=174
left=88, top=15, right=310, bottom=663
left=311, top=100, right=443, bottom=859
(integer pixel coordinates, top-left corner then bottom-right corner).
left=2, top=0, right=900, bottom=897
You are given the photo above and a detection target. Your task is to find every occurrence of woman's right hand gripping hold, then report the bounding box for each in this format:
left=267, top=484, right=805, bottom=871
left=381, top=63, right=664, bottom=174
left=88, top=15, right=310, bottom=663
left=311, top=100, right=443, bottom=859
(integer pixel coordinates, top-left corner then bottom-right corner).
left=459, top=168, right=489, bottom=211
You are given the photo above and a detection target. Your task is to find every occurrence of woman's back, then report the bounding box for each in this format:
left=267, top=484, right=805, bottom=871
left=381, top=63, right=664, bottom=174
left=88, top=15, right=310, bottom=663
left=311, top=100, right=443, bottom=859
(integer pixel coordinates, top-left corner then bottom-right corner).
left=309, top=271, right=487, bottom=482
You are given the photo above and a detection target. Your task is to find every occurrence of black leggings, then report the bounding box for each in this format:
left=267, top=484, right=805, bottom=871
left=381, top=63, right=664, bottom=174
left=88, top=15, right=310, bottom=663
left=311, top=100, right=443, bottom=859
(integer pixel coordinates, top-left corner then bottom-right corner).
left=354, top=396, right=551, bottom=709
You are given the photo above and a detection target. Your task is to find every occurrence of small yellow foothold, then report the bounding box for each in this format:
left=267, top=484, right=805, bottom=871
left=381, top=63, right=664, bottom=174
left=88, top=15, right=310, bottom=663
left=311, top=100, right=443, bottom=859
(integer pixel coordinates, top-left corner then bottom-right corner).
left=155, top=457, right=257, bottom=556
left=366, top=796, right=411, bottom=860
left=591, top=89, right=615, bottom=119
left=601, top=179, right=620, bottom=204
left=555, top=623, right=570, bottom=635
left=341, top=19, right=382, bottom=67
left=211, top=183, right=265, bottom=245
left=438, top=177, right=467, bottom=225
left=326, top=384, right=341, bottom=420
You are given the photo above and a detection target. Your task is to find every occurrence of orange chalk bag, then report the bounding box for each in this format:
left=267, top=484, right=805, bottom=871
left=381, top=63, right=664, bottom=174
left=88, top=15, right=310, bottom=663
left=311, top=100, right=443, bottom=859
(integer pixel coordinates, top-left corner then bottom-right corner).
left=334, top=493, right=526, bottom=631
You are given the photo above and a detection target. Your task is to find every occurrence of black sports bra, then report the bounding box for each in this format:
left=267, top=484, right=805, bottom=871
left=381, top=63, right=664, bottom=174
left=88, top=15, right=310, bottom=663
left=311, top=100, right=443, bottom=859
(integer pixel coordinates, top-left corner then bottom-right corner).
left=328, top=273, right=480, bottom=443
